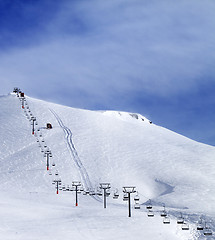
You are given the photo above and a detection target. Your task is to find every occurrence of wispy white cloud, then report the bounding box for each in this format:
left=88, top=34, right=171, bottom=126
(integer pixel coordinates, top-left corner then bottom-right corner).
left=0, top=0, right=215, bottom=106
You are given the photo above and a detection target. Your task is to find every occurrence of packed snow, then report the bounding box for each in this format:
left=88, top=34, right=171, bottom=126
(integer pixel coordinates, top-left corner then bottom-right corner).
left=0, top=92, right=214, bottom=240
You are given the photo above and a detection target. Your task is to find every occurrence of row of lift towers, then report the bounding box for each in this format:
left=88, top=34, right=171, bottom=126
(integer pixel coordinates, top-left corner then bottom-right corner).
left=15, top=87, right=213, bottom=237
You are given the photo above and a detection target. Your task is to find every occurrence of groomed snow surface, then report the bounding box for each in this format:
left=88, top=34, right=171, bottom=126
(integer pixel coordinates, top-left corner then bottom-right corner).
left=0, top=93, right=215, bottom=240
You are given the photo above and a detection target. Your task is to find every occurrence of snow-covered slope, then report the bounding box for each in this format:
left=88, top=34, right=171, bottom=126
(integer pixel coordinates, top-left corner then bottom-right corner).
left=0, top=93, right=214, bottom=240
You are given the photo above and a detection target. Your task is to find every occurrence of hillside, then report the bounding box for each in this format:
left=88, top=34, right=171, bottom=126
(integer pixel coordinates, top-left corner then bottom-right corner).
left=0, top=92, right=214, bottom=239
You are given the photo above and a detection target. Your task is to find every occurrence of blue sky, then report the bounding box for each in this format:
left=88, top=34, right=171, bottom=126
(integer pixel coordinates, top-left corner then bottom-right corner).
left=0, top=0, right=215, bottom=145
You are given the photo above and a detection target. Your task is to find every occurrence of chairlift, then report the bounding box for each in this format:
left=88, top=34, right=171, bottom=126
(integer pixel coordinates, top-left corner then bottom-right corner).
left=177, top=218, right=184, bottom=224
left=52, top=180, right=56, bottom=185
left=66, top=185, right=70, bottom=191
left=97, top=191, right=102, bottom=196
left=177, top=213, right=184, bottom=224
left=49, top=171, right=52, bottom=176
left=163, top=216, right=170, bottom=224
left=55, top=170, right=59, bottom=176
left=52, top=162, right=55, bottom=167
left=147, top=210, right=154, bottom=217
left=106, top=189, right=110, bottom=196
left=146, top=199, right=152, bottom=209
left=85, top=189, right=90, bottom=195
left=134, top=202, right=140, bottom=209
left=134, top=192, right=140, bottom=201
left=181, top=223, right=189, bottom=230
left=123, top=193, right=129, bottom=201
left=197, top=224, right=204, bottom=231
left=160, top=210, right=167, bottom=217
left=203, top=222, right=212, bottom=236
left=203, top=227, right=212, bottom=236
left=113, top=192, right=119, bottom=199
left=89, top=190, right=96, bottom=196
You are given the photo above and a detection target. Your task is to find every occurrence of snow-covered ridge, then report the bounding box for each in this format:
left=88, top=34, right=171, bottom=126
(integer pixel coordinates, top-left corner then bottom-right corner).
left=0, top=92, right=215, bottom=239
left=101, top=110, right=152, bottom=125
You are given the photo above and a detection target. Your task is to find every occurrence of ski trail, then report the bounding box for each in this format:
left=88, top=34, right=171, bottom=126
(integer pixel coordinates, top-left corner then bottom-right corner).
left=49, top=109, right=101, bottom=202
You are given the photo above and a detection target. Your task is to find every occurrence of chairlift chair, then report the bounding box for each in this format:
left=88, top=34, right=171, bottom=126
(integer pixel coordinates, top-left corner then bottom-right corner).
left=106, top=189, right=111, bottom=196
left=203, top=227, right=212, bottom=236
left=147, top=210, right=154, bottom=217
left=181, top=223, right=189, bottom=230
left=146, top=199, right=152, bottom=209
left=85, top=189, right=90, bottom=195
left=123, top=193, right=129, bottom=201
left=134, top=203, right=140, bottom=209
left=97, top=191, right=102, bottom=196
left=113, top=192, right=119, bottom=199
left=160, top=210, right=167, bottom=217
left=134, top=193, right=140, bottom=201
left=52, top=162, right=55, bottom=167
left=89, top=190, right=96, bottom=196
left=49, top=171, right=52, bottom=176
left=196, top=217, right=204, bottom=230
left=177, top=213, right=184, bottom=224
left=197, top=224, right=204, bottom=231
left=163, top=216, right=170, bottom=224
left=177, top=218, right=184, bottom=224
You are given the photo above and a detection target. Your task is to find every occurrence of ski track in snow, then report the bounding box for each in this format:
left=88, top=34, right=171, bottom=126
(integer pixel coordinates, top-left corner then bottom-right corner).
left=49, top=109, right=102, bottom=203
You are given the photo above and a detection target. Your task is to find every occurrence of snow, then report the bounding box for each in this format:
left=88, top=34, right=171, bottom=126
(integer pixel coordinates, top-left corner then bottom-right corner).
left=0, top=92, right=215, bottom=239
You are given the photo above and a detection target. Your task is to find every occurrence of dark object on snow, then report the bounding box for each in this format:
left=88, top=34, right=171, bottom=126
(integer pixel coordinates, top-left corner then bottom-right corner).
left=149, top=121, right=152, bottom=124
left=13, top=87, right=20, bottom=93
left=46, top=123, right=52, bottom=129
left=20, top=92, right=24, bottom=97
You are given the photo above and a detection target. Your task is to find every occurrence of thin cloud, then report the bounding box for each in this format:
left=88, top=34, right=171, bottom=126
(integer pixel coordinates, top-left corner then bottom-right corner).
left=0, top=0, right=215, bottom=103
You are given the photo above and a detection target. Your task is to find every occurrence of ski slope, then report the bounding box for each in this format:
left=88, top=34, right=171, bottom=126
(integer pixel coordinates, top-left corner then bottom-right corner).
left=0, top=92, right=215, bottom=240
